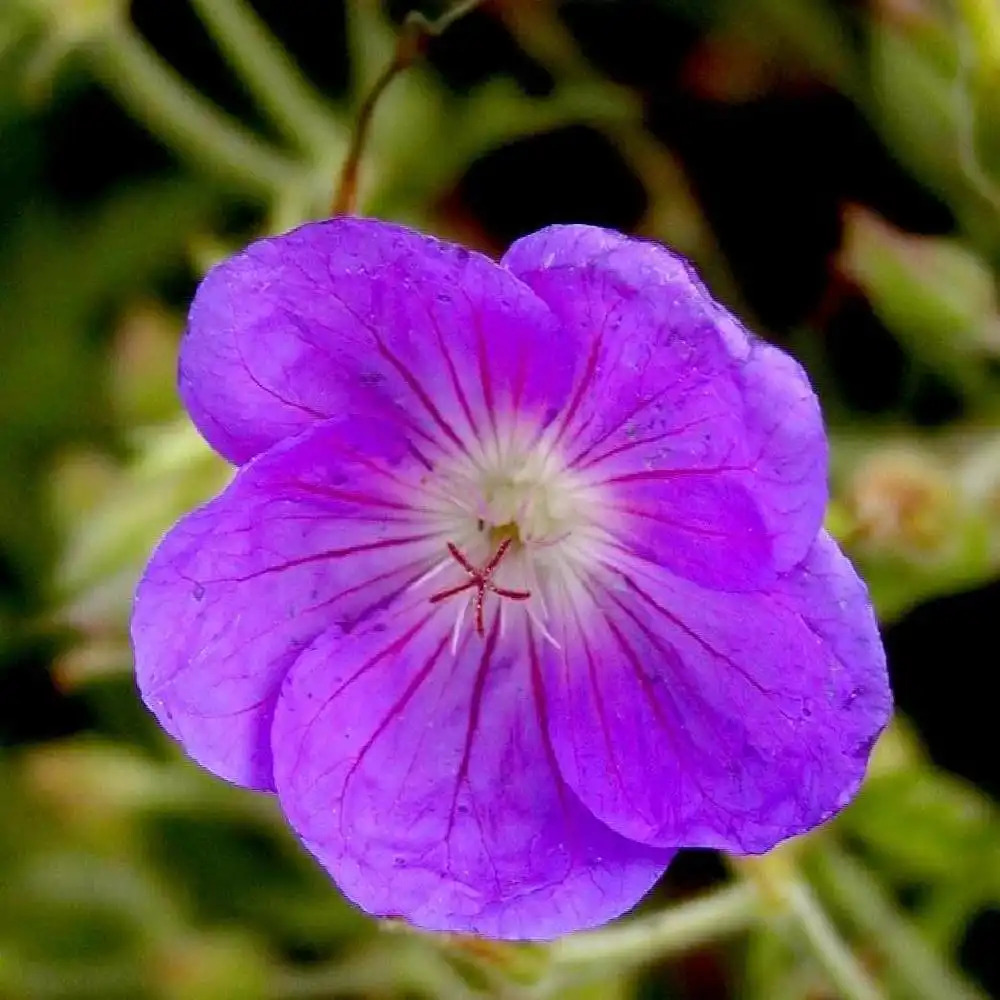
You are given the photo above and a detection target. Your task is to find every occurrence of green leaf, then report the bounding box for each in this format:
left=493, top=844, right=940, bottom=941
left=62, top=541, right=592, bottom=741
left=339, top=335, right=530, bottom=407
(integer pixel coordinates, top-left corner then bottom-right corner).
left=844, top=769, right=1000, bottom=899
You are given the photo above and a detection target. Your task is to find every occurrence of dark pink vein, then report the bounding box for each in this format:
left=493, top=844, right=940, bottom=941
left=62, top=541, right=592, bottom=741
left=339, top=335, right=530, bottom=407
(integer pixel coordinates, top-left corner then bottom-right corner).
left=525, top=619, right=573, bottom=823
left=338, top=630, right=450, bottom=823
left=445, top=615, right=499, bottom=838
left=601, top=465, right=750, bottom=486
left=372, top=334, right=469, bottom=455
left=573, top=413, right=721, bottom=474
left=613, top=508, right=737, bottom=538
left=474, top=310, right=497, bottom=432
left=275, top=480, right=430, bottom=514
left=566, top=385, right=674, bottom=471
left=430, top=308, right=480, bottom=441
left=287, top=611, right=436, bottom=786
left=620, top=573, right=788, bottom=708
left=211, top=533, right=436, bottom=584
left=552, top=326, right=605, bottom=450
left=569, top=601, right=631, bottom=801
left=233, top=331, right=328, bottom=420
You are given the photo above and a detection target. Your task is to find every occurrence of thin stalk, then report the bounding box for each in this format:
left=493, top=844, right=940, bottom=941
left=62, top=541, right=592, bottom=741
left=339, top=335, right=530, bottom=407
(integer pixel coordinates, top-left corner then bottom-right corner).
left=187, top=0, right=343, bottom=158
left=956, top=0, right=1000, bottom=82
left=88, top=19, right=297, bottom=196
left=779, top=872, right=886, bottom=1000
left=332, top=0, right=487, bottom=215
left=953, top=9, right=1000, bottom=213
left=550, top=882, right=758, bottom=970
left=815, top=845, right=987, bottom=1000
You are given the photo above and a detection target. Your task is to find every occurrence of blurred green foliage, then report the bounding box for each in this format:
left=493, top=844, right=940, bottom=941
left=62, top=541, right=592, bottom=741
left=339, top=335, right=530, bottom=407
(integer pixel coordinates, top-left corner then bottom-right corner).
left=3, top=1, right=1000, bottom=998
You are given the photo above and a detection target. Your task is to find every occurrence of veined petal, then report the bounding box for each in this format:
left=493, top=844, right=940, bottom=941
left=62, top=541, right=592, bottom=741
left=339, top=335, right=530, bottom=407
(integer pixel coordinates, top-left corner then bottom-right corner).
left=131, top=417, right=443, bottom=790
left=598, top=470, right=773, bottom=591
left=272, top=602, right=672, bottom=939
left=182, top=218, right=576, bottom=465
left=503, top=225, right=827, bottom=575
left=541, top=531, right=892, bottom=853
left=727, top=336, right=828, bottom=569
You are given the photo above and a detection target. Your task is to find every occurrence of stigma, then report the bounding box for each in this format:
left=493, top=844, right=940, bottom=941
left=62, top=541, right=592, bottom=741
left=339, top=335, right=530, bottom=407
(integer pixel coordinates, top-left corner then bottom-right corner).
left=416, top=417, right=614, bottom=645
left=428, top=538, right=531, bottom=636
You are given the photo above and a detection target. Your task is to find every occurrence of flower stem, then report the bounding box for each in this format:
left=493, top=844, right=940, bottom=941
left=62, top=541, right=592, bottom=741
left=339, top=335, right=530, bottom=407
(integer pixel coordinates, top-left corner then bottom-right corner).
left=331, top=0, right=487, bottom=215
left=778, top=870, right=886, bottom=1000
left=186, top=0, right=344, bottom=159
left=87, top=19, right=299, bottom=196
left=814, top=845, right=988, bottom=1000
left=273, top=942, right=478, bottom=1000
left=549, top=882, right=758, bottom=970
left=953, top=8, right=1000, bottom=214
left=956, top=0, right=1000, bottom=83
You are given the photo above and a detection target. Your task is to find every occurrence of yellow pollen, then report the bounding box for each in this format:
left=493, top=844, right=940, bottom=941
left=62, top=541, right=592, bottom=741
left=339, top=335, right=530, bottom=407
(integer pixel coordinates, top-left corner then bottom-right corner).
left=487, top=520, right=522, bottom=550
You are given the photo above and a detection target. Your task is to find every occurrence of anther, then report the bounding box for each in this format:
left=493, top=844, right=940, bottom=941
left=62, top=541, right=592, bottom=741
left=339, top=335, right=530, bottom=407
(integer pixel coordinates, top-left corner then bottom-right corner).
left=428, top=538, right=531, bottom=636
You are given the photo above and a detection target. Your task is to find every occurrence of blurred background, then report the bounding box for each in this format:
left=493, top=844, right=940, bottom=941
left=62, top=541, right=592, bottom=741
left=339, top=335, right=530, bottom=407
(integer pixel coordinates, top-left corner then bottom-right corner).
left=2, top=0, right=1000, bottom=997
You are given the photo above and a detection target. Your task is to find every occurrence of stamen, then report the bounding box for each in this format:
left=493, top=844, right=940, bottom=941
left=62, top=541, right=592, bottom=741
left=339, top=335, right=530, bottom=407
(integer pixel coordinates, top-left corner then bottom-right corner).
left=446, top=541, right=478, bottom=576
left=526, top=602, right=562, bottom=650
left=428, top=538, right=531, bottom=637
left=451, top=596, right=470, bottom=654
left=411, top=555, right=452, bottom=590
left=482, top=537, right=514, bottom=576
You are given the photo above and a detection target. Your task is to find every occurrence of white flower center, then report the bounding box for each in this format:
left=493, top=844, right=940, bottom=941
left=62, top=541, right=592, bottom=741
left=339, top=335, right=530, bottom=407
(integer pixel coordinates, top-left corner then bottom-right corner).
left=418, top=419, right=613, bottom=641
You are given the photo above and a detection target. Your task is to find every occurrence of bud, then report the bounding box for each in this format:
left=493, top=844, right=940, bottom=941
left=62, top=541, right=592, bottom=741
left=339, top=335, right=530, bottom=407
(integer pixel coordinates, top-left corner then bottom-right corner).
left=957, top=0, right=1000, bottom=93
left=839, top=206, right=1000, bottom=395
left=868, top=5, right=985, bottom=220
left=837, top=441, right=995, bottom=620
left=14, top=0, right=125, bottom=97
left=845, top=446, right=957, bottom=557
left=22, top=742, right=141, bottom=842
left=53, top=418, right=231, bottom=631
left=19, top=0, right=123, bottom=39
left=155, top=932, right=268, bottom=1000
left=110, top=301, right=183, bottom=426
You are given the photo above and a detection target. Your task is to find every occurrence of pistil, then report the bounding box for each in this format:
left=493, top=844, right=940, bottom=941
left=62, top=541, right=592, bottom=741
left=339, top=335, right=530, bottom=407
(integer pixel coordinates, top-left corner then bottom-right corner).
left=428, top=538, right=531, bottom=636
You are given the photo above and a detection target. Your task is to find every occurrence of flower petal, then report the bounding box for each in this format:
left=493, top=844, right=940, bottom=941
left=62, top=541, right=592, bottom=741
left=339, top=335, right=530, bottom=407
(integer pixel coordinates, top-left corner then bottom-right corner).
left=182, top=218, right=576, bottom=465
left=503, top=224, right=827, bottom=574
left=131, top=416, right=443, bottom=790
left=600, top=470, right=773, bottom=591
left=271, top=604, right=673, bottom=939
left=541, top=531, right=892, bottom=853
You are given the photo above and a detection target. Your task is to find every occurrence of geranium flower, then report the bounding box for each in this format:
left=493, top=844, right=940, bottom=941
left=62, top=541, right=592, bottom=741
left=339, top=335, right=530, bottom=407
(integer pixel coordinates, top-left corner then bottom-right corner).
left=132, top=219, right=891, bottom=939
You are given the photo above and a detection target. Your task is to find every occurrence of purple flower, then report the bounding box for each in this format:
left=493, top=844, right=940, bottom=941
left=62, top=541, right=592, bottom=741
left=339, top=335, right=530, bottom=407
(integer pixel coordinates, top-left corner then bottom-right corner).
left=132, top=219, right=891, bottom=939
